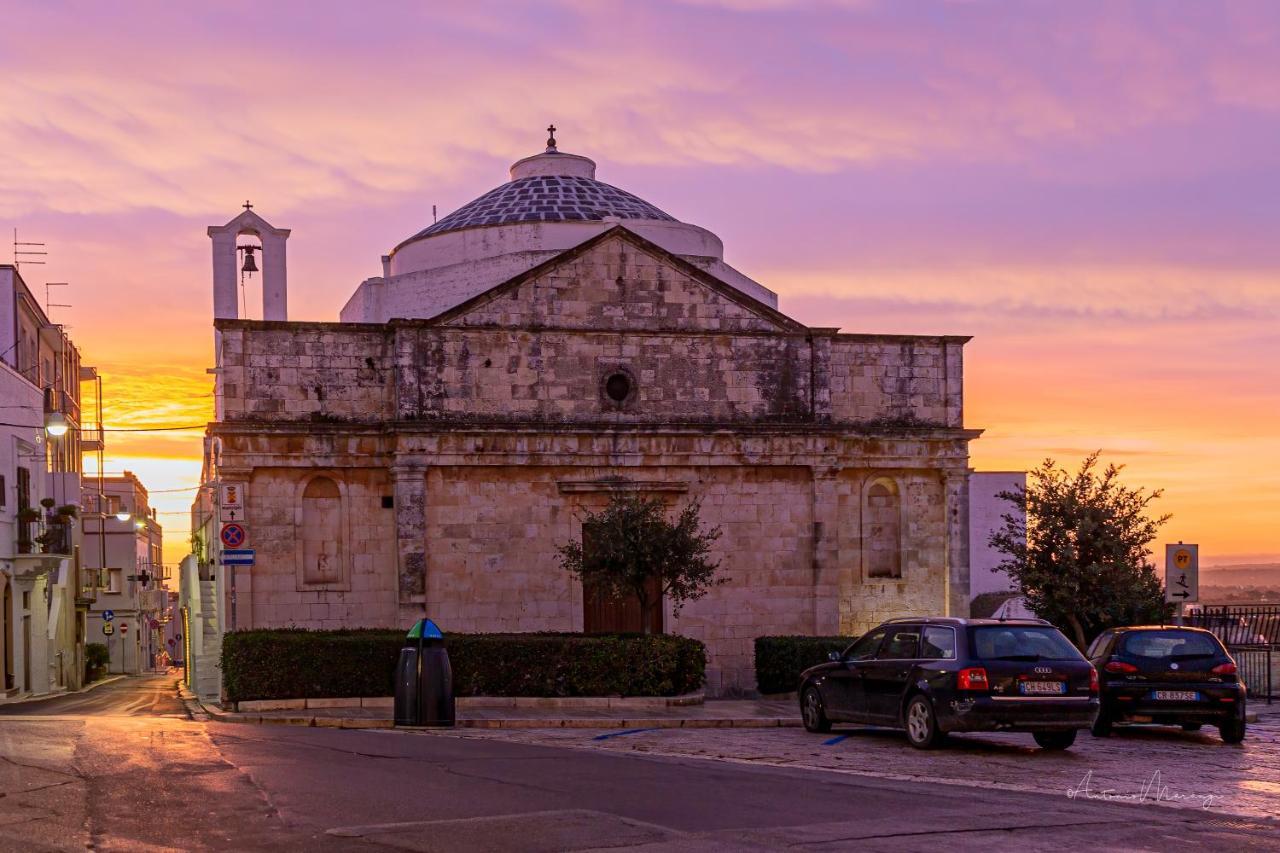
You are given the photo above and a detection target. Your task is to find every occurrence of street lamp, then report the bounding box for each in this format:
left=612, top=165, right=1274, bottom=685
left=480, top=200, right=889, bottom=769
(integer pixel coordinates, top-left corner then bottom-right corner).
left=45, top=412, right=69, bottom=437
left=115, top=505, right=132, bottom=522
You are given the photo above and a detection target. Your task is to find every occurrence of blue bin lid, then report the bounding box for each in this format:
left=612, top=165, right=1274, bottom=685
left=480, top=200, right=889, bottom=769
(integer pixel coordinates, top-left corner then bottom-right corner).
left=406, top=618, right=444, bottom=640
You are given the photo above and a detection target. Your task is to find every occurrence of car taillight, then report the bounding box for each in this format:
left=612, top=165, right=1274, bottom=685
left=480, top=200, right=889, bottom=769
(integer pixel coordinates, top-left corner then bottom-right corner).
left=1211, top=662, right=1237, bottom=675
left=1104, top=660, right=1138, bottom=674
left=1089, top=667, right=1099, bottom=694
left=957, top=667, right=989, bottom=691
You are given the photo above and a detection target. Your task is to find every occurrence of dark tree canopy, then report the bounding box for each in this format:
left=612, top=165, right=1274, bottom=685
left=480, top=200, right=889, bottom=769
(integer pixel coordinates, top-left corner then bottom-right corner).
left=989, top=452, right=1173, bottom=648
left=557, top=494, right=725, bottom=634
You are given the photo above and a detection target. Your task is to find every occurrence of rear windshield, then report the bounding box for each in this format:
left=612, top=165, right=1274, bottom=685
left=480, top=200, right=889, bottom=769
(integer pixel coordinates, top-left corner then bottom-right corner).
left=1119, top=631, right=1222, bottom=661
left=972, top=626, right=1082, bottom=661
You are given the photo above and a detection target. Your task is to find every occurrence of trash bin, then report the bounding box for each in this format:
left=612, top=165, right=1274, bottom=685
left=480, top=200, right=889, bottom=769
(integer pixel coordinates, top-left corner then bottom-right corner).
left=394, top=618, right=455, bottom=727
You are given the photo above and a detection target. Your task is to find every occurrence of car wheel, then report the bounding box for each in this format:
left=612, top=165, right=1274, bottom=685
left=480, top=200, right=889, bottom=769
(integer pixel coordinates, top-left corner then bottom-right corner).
left=1033, top=730, right=1077, bottom=750
left=1220, top=717, right=1246, bottom=744
left=801, top=686, right=832, bottom=734
left=905, top=695, right=945, bottom=749
left=1181, top=723, right=1203, bottom=732
left=1091, top=713, right=1112, bottom=738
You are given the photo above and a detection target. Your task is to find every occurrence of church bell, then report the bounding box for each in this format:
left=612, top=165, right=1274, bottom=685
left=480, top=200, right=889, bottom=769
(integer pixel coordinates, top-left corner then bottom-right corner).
left=240, top=245, right=259, bottom=275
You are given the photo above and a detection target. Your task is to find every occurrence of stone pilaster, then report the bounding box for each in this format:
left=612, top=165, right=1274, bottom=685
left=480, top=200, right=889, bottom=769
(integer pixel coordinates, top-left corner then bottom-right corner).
left=943, top=469, right=971, bottom=617
left=392, top=463, right=428, bottom=608
left=810, top=466, right=841, bottom=634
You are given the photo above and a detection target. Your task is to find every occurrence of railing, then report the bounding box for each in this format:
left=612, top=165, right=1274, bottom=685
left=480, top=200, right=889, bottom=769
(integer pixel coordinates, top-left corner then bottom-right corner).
left=1228, top=646, right=1274, bottom=704
left=1187, top=605, right=1280, bottom=646
left=37, top=520, right=73, bottom=556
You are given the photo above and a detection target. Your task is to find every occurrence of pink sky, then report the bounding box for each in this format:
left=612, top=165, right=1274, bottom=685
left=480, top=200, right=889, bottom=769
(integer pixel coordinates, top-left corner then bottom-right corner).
left=3, top=0, right=1278, bottom=568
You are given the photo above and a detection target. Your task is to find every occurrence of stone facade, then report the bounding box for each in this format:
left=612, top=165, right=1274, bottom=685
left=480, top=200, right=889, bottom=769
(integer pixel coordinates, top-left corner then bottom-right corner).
left=205, top=227, right=978, bottom=694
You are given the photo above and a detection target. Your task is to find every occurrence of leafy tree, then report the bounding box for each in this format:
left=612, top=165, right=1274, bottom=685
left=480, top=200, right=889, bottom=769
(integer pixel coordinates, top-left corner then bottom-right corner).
left=989, top=452, right=1173, bottom=649
left=557, top=494, right=724, bottom=634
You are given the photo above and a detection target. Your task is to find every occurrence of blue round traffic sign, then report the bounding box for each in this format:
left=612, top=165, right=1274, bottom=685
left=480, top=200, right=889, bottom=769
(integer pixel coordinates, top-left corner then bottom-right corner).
left=102, top=609, right=114, bottom=622
left=220, top=523, right=247, bottom=548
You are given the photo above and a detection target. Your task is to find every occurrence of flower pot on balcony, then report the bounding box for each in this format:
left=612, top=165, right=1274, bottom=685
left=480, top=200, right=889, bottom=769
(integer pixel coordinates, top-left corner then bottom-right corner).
left=39, top=498, right=56, bottom=509
left=57, top=505, right=78, bottom=518
left=17, top=508, right=40, bottom=523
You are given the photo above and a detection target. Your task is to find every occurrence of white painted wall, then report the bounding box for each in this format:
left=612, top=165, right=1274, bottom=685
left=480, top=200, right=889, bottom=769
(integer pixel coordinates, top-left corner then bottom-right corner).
left=969, top=471, right=1025, bottom=599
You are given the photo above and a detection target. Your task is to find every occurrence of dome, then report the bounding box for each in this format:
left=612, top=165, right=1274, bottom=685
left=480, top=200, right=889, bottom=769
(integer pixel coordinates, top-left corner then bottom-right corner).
left=399, top=153, right=677, bottom=245
left=341, top=135, right=778, bottom=324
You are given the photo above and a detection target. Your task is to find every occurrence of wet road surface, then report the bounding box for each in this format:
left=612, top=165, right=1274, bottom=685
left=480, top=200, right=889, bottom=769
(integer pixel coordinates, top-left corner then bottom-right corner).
left=1, top=675, right=1277, bottom=851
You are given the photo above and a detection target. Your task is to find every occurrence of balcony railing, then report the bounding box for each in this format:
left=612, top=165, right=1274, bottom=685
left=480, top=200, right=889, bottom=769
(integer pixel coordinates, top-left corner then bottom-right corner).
left=81, top=426, right=104, bottom=450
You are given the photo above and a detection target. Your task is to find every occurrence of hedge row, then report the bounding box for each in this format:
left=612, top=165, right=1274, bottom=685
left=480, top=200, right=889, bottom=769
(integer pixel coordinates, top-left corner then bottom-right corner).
left=754, top=635, right=854, bottom=695
left=221, top=629, right=706, bottom=702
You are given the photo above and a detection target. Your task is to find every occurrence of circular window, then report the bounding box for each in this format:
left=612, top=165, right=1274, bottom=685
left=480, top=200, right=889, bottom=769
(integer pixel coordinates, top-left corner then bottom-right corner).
left=605, top=373, right=632, bottom=403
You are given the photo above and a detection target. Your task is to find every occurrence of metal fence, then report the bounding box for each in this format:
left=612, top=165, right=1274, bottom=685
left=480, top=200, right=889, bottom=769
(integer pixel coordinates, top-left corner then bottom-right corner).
left=1187, top=604, right=1280, bottom=646
left=1186, top=606, right=1279, bottom=703
left=1227, top=646, right=1274, bottom=703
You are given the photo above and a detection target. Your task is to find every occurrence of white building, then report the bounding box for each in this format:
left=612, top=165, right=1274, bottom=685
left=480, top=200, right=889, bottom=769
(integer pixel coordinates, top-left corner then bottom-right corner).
left=969, top=471, right=1026, bottom=604
left=82, top=472, right=167, bottom=674
left=0, top=264, right=92, bottom=699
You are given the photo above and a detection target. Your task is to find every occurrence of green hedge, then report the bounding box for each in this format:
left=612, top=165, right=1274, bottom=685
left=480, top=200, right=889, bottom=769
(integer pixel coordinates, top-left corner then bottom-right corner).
left=221, top=629, right=706, bottom=703
left=754, top=635, right=854, bottom=695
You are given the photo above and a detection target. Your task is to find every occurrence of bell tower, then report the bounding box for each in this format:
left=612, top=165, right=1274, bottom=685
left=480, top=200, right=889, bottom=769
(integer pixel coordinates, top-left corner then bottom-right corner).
left=207, top=203, right=290, bottom=322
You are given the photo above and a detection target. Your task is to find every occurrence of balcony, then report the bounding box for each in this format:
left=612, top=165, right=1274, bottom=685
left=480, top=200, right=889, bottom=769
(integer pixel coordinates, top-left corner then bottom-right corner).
left=43, top=386, right=81, bottom=425
left=81, top=426, right=104, bottom=451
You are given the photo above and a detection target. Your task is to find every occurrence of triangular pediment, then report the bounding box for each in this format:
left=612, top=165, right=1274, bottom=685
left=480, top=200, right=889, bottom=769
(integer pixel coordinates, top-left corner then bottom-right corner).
left=431, top=227, right=806, bottom=334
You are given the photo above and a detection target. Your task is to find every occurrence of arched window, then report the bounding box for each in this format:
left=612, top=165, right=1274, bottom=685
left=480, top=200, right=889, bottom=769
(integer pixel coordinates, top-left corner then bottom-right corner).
left=301, top=477, right=343, bottom=585
left=866, top=479, right=902, bottom=579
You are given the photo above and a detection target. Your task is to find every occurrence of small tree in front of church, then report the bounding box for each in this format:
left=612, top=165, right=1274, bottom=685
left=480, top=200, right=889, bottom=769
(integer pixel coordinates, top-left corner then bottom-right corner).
left=989, top=452, right=1172, bottom=649
left=558, top=494, right=725, bottom=634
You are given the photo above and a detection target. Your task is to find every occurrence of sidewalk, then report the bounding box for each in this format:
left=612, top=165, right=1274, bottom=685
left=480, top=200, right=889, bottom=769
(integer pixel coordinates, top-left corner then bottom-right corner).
left=199, top=698, right=802, bottom=730
left=0, top=674, right=127, bottom=707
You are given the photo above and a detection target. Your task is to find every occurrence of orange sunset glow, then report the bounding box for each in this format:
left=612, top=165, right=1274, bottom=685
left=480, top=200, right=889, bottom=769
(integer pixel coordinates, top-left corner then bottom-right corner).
left=4, top=1, right=1277, bottom=572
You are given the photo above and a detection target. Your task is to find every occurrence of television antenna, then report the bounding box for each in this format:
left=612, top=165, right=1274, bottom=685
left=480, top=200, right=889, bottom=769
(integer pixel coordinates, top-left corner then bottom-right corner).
left=12, top=229, right=46, bottom=270
left=45, top=282, right=71, bottom=321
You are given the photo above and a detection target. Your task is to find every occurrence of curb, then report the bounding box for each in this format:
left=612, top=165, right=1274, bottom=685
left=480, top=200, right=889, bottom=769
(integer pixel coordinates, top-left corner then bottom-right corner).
left=198, top=704, right=797, bottom=731
left=232, top=692, right=707, bottom=713
left=0, top=674, right=127, bottom=707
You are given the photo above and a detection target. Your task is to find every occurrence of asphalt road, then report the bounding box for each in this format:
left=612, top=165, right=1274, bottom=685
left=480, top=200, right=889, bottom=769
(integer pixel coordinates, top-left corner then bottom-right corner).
left=0, top=675, right=1276, bottom=852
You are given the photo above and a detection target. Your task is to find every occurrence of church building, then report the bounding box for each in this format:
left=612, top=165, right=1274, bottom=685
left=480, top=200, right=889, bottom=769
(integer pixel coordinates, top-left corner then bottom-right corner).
left=192, top=131, right=980, bottom=694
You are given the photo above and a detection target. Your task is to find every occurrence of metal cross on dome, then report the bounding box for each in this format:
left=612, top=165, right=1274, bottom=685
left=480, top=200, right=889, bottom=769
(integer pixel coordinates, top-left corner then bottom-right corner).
left=546, top=124, right=557, bottom=151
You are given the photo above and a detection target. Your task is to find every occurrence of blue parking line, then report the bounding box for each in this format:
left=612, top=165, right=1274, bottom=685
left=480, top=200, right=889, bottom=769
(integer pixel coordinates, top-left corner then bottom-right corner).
left=822, top=735, right=849, bottom=746
left=592, top=727, right=661, bottom=741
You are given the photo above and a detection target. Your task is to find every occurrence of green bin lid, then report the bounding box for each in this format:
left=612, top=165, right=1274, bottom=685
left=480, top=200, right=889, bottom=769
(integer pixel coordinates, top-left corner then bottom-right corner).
left=407, top=618, right=444, bottom=640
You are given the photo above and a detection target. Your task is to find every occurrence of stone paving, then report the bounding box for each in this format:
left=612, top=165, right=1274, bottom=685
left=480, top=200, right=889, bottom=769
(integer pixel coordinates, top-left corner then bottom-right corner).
left=404, top=703, right=1280, bottom=824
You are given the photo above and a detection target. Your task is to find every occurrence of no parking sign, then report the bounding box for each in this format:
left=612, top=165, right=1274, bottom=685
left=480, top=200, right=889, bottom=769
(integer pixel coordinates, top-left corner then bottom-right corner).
left=220, top=523, right=247, bottom=548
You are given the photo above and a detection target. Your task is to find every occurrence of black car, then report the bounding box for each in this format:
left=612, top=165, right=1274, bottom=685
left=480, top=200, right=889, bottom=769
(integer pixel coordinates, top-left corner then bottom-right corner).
left=798, top=617, right=1099, bottom=750
left=1086, top=626, right=1246, bottom=743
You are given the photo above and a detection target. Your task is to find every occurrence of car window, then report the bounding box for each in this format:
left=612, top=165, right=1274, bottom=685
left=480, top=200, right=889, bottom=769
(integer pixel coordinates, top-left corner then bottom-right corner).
left=972, top=626, right=1082, bottom=661
left=843, top=628, right=887, bottom=662
left=1086, top=631, right=1113, bottom=659
left=1119, top=630, right=1222, bottom=660
left=920, top=626, right=956, bottom=660
left=877, top=627, right=921, bottom=660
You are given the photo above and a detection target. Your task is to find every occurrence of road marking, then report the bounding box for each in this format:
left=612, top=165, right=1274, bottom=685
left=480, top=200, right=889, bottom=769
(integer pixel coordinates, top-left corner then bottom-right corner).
left=823, top=735, right=849, bottom=745
left=592, top=727, right=661, bottom=741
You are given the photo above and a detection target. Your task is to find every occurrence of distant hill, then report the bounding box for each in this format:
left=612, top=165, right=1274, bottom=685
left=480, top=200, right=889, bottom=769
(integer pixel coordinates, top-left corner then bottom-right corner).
left=1199, top=564, right=1280, bottom=587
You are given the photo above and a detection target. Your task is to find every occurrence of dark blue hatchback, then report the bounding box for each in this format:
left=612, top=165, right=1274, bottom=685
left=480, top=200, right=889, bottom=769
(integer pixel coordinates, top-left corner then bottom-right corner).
left=798, top=617, right=1099, bottom=750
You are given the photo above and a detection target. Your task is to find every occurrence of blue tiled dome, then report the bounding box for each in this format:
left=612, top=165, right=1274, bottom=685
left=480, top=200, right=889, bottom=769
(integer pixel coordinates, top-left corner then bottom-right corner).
left=406, top=174, right=677, bottom=241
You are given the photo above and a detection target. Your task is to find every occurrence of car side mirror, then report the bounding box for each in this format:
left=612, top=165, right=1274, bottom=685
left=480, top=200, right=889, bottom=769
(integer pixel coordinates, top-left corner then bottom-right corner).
left=828, top=651, right=841, bottom=662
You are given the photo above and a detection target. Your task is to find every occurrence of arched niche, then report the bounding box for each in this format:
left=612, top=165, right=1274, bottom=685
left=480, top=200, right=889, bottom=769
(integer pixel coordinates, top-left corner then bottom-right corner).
left=296, top=474, right=349, bottom=590
left=864, top=476, right=903, bottom=579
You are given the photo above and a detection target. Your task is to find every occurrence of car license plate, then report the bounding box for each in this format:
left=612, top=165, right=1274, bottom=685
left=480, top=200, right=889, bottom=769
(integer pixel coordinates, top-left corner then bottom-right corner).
left=1153, top=690, right=1199, bottom=701
left=1020, top=681, right=1067, bottom=695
